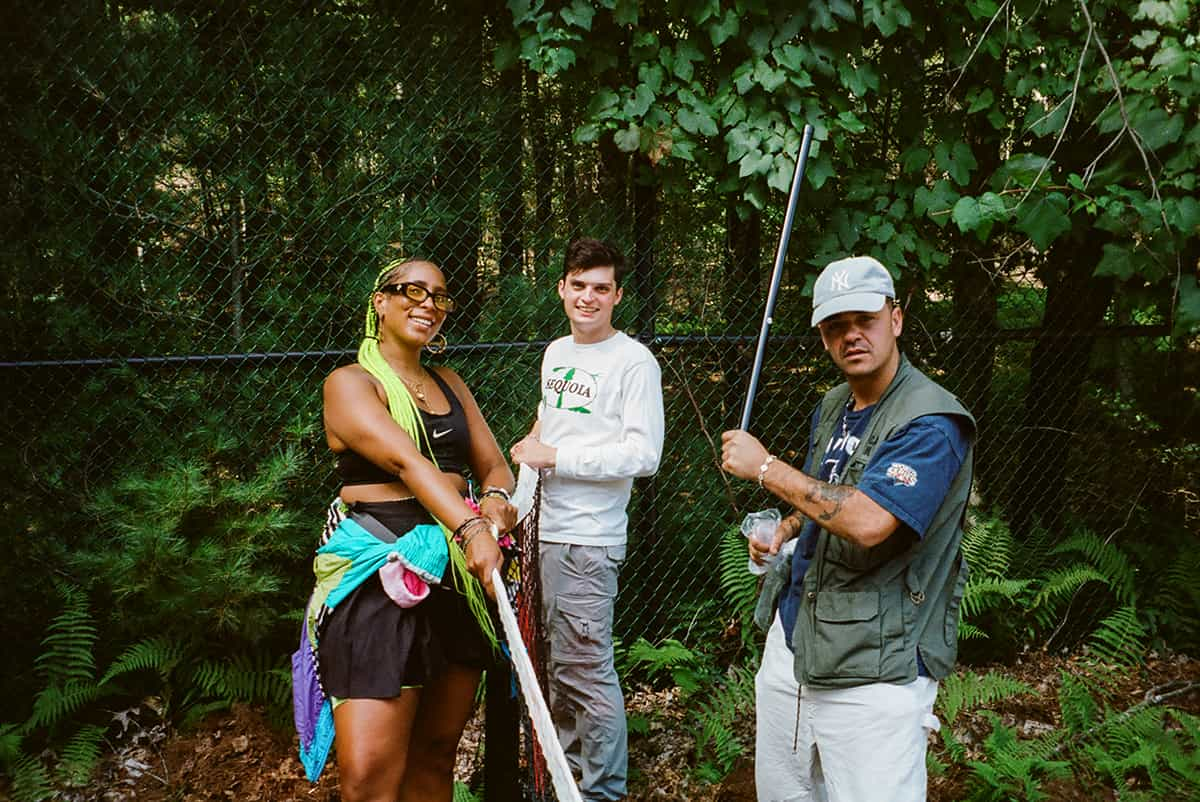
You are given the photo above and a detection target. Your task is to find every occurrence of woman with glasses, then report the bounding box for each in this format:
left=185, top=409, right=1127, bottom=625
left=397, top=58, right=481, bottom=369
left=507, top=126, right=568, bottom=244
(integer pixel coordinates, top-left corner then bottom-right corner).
left=306, top=258, right=517, bottom=801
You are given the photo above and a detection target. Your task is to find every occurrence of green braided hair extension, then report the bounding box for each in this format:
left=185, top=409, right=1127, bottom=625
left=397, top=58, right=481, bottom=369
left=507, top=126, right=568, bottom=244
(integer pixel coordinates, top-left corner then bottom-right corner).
left=357, top=259, right=497, bottom=648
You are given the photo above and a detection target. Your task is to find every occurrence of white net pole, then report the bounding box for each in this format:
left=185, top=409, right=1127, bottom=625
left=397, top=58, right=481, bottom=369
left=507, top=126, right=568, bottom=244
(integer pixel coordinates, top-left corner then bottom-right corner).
left=491, top=568, right=583, bottom=802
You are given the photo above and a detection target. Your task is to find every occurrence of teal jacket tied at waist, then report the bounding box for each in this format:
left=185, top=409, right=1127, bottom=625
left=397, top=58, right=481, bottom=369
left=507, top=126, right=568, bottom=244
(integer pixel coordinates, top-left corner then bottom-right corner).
left=755, top=355, right=977, bottom=689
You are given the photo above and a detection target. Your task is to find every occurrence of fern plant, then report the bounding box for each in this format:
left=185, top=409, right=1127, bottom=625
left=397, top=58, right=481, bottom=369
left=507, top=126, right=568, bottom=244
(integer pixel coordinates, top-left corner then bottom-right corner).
left=619, top=637, right=713, bottom=696
left=691, top=664, right=756, bottom=784
left=1086, top=605, right=1148, bottom=666
left=1058, top=672, right=1200, bottom=800
left=966, top=712, right=1071, bottom=801
left=1, top=585, right=292, bottom=799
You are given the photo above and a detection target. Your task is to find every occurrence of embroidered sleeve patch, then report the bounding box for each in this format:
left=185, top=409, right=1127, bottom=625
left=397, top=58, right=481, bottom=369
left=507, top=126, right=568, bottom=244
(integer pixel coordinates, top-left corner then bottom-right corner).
left=886, top=462, right=918, bottom=487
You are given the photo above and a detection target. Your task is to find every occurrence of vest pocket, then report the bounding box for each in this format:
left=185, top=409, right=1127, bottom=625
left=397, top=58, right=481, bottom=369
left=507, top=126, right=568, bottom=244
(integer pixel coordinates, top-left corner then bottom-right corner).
left=944, top=553, right=970, bottom=645
left=808, top=591, right=882, bottom=680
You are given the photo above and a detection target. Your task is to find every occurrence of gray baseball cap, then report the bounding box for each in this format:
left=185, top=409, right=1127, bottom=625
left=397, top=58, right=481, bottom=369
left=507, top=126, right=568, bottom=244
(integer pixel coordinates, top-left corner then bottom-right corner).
left=811, top=256, right=895, bottom=326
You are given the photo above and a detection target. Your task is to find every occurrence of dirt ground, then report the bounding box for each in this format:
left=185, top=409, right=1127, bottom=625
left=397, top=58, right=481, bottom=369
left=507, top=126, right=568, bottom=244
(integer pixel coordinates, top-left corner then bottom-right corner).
left=49, top=652, right=1199, bottom=801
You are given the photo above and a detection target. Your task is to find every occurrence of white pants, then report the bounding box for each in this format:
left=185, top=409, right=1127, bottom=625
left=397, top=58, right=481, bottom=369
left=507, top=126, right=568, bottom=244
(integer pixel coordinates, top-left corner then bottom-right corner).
left=755, top=613, right=940, bottom=802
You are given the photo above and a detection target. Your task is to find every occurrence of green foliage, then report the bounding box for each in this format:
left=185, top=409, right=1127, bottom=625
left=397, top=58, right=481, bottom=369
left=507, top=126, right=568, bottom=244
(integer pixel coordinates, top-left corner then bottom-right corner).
left=8, top=754, right=53, bottom=802
left=453, top=780, right=482, bottom=802
left=55, top=724, right=106, bottom=787
left=1, top=585, right=290, bottom=797
left=966, top=712, right=1071, bottom=802
left=717, top=523, right=760, bottom=643
left=691, top=664, right=756, bottom=784
left=34, top=584, right=97, bottom=688
left=189, top=652, right=291, bottom=712
left=1087, top=606, right=1149, bottom=666
left=620, top=637, right=712, bottom=696
left=75, top=447, right=306, bottom=646
left=937, top=670, right=1034, bottom=726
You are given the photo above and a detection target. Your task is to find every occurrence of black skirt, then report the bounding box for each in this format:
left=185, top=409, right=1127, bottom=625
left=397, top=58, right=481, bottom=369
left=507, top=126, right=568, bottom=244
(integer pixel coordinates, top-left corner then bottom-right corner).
left=317, top=499, right=494, bottom=698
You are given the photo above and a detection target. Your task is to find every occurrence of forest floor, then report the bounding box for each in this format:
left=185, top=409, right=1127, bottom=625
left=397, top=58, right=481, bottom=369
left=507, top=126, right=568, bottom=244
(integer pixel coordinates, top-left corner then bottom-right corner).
left=46, top=651, right=1199, bottom=801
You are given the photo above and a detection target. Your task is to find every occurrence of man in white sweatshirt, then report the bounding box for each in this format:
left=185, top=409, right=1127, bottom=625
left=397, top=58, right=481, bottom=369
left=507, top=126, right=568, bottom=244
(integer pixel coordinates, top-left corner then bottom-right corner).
left=510, top=237, right=665, bottom=801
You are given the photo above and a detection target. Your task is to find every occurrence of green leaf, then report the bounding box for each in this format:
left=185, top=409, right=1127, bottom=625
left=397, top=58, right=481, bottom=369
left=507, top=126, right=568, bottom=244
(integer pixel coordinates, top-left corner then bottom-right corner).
left=1150, top=42, right=1191, bottom=76
left=738, top=149, right=774, bottom=178
left=868, top=219, right=897, bottom=243
left=1176, top=275, right=1200, bottom=332
left=967, top=87, right=994, bottom=114
left=613, top=0, right=639, bottom=26
left=1094, top=243, right=1136, bottom=280
left=691, top=0, right=720, bottom=24
left=1133, top=108, right=1184, bottom=150
left=638, top=62, right=666, bottom=95
left=774, top=43, right=805, bottom=72
left=561, top=0, right=595, bottom=30
left=835, top=110, right=866, bottom=133
left=671, top=140, right=696, bottom=161
left=573, top=122, right=602, bottom=144
left=1000, top=153, right=1051, bottom=187
left=678, top=107, right=718, bottom=137
left=1131, top=29, right=1160, bottom=49
left=613, top=124, right=641, bottom=153
left=806, top=153, right=835, bottom=189
left=767, top=155, right=794, bottom=192
left=546, top=47, right=576, bottom=73
left=1015, top=193, right=1072, bottom=250
left=899, top=147, right=929, bottom=174
left=623, top=83, right=656, bottom=118
left=753, top=60, right=788, bottom=92
left=507, top=0, right=533, bottom=21
left=952, top=196, right=981, bottom=232
left=808, top=0, right=836, bottom=31
left=913, top=179, right=959, bottom=224
left=709, top=9, right=740, bottom=46
left=743, top=182, right=767, bottom=210
left=935, top=141, right=978, bottom=186
left=725, top=126, right=760, bottom=162
left=1167, top=196, right=1200, bottom=235
left=1133, top=0, right=1189, bottom=25
left=493, top=39, right=520, bottom=72
left=865, top=0, right=912, bottom=36
left=747, top=25, right=774, bottom=57
left=587, top=88, right=620, bottom=119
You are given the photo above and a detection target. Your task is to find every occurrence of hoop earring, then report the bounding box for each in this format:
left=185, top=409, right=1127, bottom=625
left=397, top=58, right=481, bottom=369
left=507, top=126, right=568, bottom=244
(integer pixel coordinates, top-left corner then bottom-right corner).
left=424, top=333, right=447, bottom=355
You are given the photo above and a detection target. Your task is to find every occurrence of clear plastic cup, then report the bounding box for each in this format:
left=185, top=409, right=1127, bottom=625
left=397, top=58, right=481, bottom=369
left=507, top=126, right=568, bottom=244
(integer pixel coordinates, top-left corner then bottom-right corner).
left=741, top=508, right=781, bottom=575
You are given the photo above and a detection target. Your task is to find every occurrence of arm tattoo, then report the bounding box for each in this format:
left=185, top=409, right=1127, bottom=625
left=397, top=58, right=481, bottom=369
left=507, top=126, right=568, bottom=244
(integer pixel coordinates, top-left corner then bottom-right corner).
left=804, top=482, right=854, bottom=522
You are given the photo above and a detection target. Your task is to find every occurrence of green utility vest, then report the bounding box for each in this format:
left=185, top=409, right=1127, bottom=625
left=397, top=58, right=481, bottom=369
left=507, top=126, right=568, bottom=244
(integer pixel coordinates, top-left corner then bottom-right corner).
left=754, top=355, right=976, bottom=689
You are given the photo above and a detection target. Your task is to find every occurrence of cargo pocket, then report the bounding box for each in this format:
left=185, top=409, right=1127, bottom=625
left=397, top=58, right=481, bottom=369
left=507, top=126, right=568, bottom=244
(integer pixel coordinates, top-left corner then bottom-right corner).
left=945, top=554, right=969, bottom=645
left=550, top=594, right=612, bottom=665
left=808, top=591, right=882, bottom=680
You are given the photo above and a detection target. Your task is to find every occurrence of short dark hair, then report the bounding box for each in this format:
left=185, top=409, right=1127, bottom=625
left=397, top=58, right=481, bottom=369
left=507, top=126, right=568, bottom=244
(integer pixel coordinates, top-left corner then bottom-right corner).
left=562, top=237, right=627, bottom=286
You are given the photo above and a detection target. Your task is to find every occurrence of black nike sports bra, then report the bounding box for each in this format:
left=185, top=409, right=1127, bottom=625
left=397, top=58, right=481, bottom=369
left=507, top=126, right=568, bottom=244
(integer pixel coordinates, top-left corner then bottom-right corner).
left=335, top=369, right=472, bottom=485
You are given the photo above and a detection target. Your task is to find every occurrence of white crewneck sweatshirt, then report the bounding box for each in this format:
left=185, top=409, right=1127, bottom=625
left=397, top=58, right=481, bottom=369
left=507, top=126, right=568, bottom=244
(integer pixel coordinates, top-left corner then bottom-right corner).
left=535, top=330, right=664, bottom=545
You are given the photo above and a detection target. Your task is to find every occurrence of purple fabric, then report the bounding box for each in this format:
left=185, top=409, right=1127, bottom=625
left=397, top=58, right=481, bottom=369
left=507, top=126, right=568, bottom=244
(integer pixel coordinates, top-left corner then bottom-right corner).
left=291, top=624, right=324, bottom=749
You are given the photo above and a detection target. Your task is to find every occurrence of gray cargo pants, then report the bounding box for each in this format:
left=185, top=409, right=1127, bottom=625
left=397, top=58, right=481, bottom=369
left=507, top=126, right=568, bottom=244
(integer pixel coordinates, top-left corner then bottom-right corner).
left=539, top=542, right=627, bottom=802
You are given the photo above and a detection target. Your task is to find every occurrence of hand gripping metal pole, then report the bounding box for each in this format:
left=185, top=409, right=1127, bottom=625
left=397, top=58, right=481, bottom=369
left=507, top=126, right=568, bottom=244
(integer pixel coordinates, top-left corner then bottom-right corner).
left=739, top=124, right=815, bottom=431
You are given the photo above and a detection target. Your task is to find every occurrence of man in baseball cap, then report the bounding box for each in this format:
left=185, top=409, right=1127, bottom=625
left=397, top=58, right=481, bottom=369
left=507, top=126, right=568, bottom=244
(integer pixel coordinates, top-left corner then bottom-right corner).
left=721, top=255, right=976, bottom=802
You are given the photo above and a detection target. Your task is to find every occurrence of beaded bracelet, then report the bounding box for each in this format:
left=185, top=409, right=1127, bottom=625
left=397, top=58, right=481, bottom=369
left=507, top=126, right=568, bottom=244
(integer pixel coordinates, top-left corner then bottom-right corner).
left=454, top=516, right=499, bottom=550
left=757, top=455, right=776, bottom=488
left=479, top=486, right=512, bottom=504
left=453, top=515, right=486, bottom=545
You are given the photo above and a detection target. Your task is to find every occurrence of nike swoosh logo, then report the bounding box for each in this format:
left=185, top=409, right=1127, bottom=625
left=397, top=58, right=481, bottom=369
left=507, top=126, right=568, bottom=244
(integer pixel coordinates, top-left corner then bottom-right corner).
left=432, top=428, right=453, bottom=439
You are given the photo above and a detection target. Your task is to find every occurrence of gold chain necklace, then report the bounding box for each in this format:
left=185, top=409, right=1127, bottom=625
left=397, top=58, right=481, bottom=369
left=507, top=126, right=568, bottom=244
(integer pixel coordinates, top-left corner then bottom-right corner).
left=398, top=371, right=427, bottom=405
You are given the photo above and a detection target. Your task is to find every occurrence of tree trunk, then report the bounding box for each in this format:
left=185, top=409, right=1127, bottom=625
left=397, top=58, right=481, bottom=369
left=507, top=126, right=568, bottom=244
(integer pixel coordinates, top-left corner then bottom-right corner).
left=1011, top=234, right=1114, bottom=535
left=495, top=62, right=525, bottom=278
left=723, top=202, right=762, bottom=423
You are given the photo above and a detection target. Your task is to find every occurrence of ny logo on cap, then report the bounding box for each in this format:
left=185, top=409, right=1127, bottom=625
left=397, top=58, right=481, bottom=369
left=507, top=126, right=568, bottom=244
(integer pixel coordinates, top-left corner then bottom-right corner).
left=831, top=270, right=850, bottom=291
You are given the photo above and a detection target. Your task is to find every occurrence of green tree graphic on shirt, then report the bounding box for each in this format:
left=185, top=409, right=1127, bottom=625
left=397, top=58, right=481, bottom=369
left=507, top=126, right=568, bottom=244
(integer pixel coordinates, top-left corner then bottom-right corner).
left=551, top=366, right=595, bottom=414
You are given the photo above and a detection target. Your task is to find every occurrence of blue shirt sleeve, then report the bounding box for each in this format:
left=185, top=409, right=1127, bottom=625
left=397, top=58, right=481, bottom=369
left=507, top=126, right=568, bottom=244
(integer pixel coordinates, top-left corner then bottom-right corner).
left=854, top=415, right=970, bottom=538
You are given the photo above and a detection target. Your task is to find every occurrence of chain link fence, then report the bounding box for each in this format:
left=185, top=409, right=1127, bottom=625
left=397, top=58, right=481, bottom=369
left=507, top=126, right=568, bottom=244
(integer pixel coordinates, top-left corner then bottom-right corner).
left=2, top=2, right=1194, bottom=687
